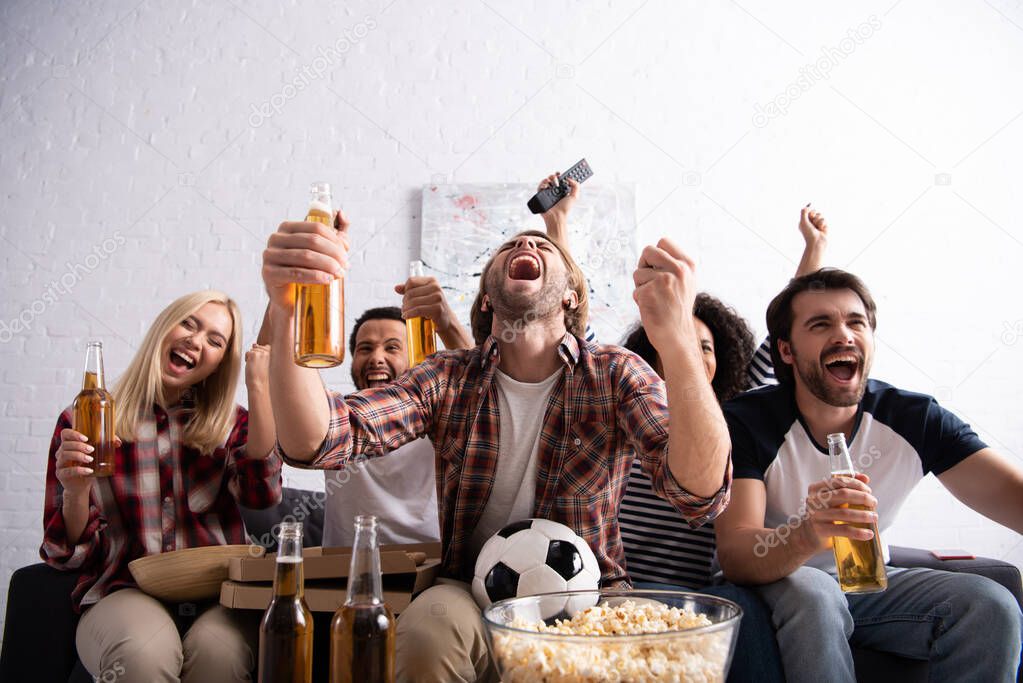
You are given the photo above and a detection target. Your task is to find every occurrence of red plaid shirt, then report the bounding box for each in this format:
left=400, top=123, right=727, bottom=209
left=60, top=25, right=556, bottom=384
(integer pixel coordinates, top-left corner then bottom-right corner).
left=41, top=403, right=282, bottom=611
left=280, top=335, right=730, bottom=586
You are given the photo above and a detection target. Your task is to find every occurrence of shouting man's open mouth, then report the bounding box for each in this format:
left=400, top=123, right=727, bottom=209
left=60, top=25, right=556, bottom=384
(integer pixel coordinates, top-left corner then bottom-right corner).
left=508, top=251, right=542, bottom=281
left=822, top=348, right=862, bottom=386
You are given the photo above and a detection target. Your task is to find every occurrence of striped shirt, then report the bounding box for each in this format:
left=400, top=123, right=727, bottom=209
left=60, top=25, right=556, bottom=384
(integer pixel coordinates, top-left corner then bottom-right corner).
left=278, top=334, right=731, bottom=586
left=41, top=403, right=283, bottom=611
left=746, top=337, right=776, bottom=389
left=620, top=338, right=775, bottom=587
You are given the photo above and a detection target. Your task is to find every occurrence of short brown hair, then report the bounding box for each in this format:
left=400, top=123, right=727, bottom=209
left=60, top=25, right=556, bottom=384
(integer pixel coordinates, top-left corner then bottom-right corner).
left=765, top=268, right=877, bottom=385
left=469, top=230, right=589, bottom=346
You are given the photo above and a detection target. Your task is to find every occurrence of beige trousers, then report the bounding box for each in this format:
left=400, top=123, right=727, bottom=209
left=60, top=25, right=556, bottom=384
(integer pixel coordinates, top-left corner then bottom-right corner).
left=76, top=588, right=260, bottom=683
left=395, top=579, right=499, bottom=683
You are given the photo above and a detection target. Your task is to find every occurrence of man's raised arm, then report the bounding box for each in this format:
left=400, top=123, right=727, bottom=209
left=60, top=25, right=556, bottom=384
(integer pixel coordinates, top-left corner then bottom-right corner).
left=632, top=238, right=730, bottom=500
left=262, top=211, right=350, bottom=462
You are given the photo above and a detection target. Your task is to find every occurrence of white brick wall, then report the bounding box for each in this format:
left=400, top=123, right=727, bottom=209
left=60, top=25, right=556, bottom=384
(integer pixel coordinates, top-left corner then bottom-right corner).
left=2, top=0, right=1022, bottom=636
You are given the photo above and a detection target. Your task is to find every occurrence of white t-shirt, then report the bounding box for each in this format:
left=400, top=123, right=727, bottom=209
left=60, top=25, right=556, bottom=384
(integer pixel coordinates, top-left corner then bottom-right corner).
left=323, top=437, right=439, bottom=547
left=467, top=368, right=561, bottom=560
left=725, top=379, right=986, bottom=571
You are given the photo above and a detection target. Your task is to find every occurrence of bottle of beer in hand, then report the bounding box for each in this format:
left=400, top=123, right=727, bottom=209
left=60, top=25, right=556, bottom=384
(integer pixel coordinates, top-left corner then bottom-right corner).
left=405, top=260, right=437, bottom=368
left=72, top=341, right=115, bottom=477
left=259, top=522, right=314, bottom=683
left=827, top=433, right=888, bottom=593
left=330, top=515, right=396, bottom=683
left=294, top=181, right=345, bottom=368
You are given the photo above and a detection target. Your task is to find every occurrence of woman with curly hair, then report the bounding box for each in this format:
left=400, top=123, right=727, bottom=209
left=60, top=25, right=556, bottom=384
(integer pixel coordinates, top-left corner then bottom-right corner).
left=617, top=293, right=758, bottom=586
left=621, top=293, right=757, bottom=403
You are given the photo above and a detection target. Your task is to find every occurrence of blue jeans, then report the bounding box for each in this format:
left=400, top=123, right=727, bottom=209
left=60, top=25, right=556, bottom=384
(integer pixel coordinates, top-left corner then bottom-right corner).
left=634, top=582, right=784, bottom=683
left=756, top=566, right=1023, bottom=683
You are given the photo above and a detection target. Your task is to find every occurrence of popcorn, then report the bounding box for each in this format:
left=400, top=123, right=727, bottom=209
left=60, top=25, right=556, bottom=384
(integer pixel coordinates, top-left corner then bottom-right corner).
left=492, top=599, right=732, bottom=682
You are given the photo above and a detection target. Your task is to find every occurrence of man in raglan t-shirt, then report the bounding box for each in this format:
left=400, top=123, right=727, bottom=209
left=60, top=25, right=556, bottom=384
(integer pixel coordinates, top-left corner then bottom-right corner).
left=714, top=268, right=1023, bottom=682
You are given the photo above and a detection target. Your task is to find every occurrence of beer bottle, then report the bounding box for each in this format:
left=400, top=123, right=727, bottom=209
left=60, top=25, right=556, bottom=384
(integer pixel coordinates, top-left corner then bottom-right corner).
left=72, top=341, right=115, bottom=477
left=404, top=260, right=437, bottom=368
left=329, top=515, right=396, bottom=683
left=827, top=433, right=888, bottom=593
left=259, top=522, right=314, bottom=683
left=294, top=181, right=345, bottom=368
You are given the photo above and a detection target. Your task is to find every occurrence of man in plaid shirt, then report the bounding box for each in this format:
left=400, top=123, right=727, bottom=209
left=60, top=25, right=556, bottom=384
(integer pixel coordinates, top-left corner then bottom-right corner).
left=262, top=213, right=731, bottom=682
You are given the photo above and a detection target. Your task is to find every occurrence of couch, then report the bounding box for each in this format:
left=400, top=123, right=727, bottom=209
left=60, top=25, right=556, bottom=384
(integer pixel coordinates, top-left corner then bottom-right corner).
left=3, top=488, right=1020, bottom=682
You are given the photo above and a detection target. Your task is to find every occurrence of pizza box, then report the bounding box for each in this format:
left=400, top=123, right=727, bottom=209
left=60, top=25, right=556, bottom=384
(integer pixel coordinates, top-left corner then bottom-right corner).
left=220, top=542, right=442, bottom=614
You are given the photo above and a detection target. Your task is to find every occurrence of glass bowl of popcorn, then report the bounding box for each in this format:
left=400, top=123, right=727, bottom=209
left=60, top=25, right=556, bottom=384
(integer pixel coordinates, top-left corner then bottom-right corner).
left=482, top=589, right=742, bottom=682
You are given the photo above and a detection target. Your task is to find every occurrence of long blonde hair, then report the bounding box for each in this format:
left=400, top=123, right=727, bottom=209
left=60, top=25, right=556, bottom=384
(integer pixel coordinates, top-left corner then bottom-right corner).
left=114, top=290, right=243, bottom=455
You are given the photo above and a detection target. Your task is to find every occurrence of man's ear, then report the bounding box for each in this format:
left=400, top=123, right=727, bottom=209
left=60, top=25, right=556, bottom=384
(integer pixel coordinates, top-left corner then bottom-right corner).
left=777, top=338, right=794, bottom=366
left=481, top=295, right=491, bottom=312
left=562, top=289, right=579, bottom=310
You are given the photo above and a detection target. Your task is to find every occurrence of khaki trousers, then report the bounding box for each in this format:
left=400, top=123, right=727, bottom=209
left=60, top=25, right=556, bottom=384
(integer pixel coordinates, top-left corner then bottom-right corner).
left=76, top=588, right=260, bottom=683
left=396, top=579, right=499, bottom=683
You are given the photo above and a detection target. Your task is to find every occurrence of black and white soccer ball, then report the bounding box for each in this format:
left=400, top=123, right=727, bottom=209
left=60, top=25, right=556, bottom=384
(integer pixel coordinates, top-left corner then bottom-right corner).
left=471, top=518, right=601, bottom=614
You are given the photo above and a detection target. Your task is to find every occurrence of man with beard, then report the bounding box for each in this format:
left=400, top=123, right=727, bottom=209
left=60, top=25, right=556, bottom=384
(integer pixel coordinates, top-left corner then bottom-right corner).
left=322, top=291, right=471, bottom=547
left=714, top=268, right=1023, bottom=682
left=261, top=212, right=731, bottom=682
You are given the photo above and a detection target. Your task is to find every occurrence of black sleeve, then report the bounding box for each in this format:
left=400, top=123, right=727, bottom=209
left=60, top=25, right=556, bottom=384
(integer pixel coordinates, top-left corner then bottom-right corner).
left=724, top=406, right=769, bottom=481
left=920, top=398, right=987, bottom=475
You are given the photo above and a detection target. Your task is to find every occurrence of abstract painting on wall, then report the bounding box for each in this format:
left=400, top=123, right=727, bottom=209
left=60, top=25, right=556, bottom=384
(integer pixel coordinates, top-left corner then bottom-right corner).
left=420, top=182, right=637, bottom=345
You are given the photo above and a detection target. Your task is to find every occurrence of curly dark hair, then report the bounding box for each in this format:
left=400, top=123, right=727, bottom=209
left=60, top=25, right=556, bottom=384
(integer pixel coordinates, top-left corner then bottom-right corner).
left=621, top=293, right=756, bottom=403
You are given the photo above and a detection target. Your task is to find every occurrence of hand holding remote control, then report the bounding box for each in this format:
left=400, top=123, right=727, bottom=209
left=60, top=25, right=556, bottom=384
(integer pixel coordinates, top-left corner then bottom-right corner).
left=536, top=173, right=580, bottom=245
left=538, top=173, right=580, bottom=218
left=527, top=158, right=593, bottom=215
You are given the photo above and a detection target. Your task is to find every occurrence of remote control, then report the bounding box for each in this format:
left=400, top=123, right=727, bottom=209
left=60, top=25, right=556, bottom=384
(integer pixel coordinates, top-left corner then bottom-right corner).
left=527, top=158, right=593, bottom=214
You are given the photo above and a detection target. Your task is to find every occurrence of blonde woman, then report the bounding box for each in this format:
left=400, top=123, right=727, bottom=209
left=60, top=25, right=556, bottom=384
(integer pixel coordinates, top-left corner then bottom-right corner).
left=40, top=290, right=282, bottom=683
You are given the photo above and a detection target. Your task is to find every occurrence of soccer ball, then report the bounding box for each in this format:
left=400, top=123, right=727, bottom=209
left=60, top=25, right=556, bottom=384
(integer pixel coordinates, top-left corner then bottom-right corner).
left=471, top=518, right=601, bottom=614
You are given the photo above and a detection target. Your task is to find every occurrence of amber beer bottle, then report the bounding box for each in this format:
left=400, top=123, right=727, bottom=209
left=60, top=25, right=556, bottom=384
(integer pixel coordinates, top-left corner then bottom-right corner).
left=827, top=433, right=888, bottom=593
left=294, top=181, right=345, bottom=368
left=330, top=515, right=396, bottom=683
left=72, top=341, right=115, bottom=477
left=405, top=260, right=437, bottom=368
left=259, top=522, right=314, bottom=683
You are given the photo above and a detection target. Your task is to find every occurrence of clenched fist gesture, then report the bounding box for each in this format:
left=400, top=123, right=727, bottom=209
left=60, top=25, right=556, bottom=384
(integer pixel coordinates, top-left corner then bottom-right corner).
left=633, top=238, right=699, bottom=354
left=244, top=343, right=270, bottom=390
left=799, top=204, right=828, bottom=249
